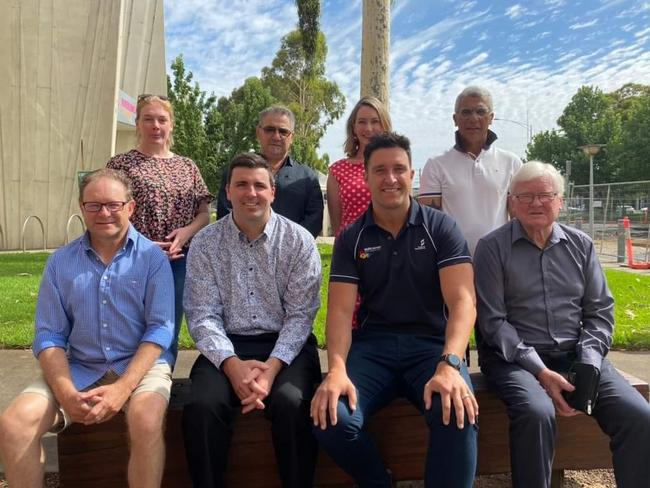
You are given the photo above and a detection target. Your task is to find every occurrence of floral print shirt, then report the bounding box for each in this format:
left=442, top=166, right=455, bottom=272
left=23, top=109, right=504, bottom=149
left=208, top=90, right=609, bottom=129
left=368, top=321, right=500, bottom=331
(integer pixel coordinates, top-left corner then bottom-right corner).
left=107, top=149, right=213, bottom=247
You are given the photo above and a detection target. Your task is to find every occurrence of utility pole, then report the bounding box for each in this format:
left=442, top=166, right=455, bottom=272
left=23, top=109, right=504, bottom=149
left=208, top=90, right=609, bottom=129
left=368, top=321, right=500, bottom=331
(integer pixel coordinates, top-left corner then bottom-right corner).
left=361, top=0, right=390, bottom=106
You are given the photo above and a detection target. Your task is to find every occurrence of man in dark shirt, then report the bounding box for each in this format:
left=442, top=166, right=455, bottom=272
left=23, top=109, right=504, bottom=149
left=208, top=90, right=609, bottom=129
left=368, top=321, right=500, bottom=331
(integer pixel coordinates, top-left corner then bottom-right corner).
left=310, top=132, right=478, bottom=487
left=216, top=105, right=323, bottom=237
left=475, top=161, right=650, bottom=488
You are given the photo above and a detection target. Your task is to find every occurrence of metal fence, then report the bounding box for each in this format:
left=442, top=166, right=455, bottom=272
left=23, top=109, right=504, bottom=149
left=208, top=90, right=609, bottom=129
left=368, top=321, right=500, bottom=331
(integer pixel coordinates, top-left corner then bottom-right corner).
left=560, top=180, right=650, bottom=264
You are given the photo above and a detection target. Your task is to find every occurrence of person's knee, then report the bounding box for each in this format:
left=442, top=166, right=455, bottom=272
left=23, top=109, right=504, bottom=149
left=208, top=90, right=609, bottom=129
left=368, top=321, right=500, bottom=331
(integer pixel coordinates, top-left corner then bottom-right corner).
left=0, top=396, right=53, bottom=445
left=127, top=394, right=167, bottom=443
left=513, top=397, right=555, bottom=430
left=312, top=402, right=362, bottom=444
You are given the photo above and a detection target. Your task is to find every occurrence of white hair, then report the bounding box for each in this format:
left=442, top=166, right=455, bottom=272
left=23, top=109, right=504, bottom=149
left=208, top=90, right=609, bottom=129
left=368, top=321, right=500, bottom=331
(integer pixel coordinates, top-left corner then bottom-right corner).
left=510, top=161, right=565, bottom=196
left=454, top=86, right=493, bottom=113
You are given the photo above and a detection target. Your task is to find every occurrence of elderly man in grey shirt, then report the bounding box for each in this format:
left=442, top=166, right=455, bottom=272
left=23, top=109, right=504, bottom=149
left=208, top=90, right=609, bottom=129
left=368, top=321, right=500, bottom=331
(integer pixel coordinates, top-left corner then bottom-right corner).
left=182, top=153, right=322, bottom=488
left=475, top=161, right=650, bottom=488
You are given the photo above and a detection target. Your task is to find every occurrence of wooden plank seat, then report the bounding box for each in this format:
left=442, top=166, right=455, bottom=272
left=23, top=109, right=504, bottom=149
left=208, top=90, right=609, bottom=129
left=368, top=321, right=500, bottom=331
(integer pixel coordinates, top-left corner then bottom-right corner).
left=57, top=370, right=649, bottom=487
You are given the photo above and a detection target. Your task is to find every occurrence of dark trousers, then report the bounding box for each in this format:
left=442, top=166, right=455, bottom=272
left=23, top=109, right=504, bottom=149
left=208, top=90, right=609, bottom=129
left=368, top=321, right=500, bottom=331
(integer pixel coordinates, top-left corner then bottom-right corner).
left=182, top=333, right=321, bottom=488
left=313, top=328, right=478, bottom=488
left=480, top=349, right=650, bottom=488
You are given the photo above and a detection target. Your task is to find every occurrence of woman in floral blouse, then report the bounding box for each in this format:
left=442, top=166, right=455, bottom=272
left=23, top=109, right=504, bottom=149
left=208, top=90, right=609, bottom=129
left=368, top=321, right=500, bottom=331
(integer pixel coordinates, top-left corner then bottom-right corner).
left=107, top=94, right=213, bottom=359
left=327, top=97, right=392, bottom=236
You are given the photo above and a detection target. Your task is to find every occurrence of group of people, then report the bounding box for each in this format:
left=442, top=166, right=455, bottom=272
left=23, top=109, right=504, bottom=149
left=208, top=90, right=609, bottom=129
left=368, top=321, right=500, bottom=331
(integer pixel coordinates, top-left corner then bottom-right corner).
left=0, top=86, right=648, bottom=488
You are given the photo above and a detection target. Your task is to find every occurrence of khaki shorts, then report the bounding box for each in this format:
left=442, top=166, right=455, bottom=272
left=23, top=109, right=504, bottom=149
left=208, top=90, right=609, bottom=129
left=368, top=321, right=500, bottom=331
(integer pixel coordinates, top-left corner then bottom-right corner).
left=21, top=362, right=172, bottom=433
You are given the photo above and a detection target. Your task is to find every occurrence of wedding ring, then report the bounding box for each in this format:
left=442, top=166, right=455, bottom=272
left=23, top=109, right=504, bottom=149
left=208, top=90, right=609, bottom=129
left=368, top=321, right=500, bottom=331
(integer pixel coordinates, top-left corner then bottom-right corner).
left=462, top=394, right=471, bottom=399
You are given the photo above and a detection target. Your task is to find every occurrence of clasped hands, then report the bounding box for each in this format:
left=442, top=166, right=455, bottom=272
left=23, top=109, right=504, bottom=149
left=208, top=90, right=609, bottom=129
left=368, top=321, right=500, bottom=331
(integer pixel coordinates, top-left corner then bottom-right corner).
left=222, top=356, right=282, bottom=414
left=60, top=381, right=132, bottom=425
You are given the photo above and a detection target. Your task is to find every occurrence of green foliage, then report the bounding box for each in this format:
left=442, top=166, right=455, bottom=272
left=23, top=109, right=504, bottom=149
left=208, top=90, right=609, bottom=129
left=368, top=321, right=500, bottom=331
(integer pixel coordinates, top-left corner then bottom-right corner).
left=208, top=78, right=278, bottom=189
left=261, top=30, right=346, bottom=172
left=296, top=0, right=321, bottom=76
left=167, top=55, right=219, bottom=192
left=526, top=84, right=650, bottom=184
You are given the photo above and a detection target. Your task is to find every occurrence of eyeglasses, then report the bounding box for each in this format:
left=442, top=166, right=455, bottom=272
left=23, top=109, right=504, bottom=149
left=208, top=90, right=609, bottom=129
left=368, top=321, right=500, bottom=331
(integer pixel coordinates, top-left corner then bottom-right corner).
left=260, top=126, right=293, bottom=138
left=138, top=94, right=169, bottom=102
left=457, top=107, right=491, bottom=118
left=82, top=201, right=130, bottom=212
left=514, top=193, right=558, bottom=204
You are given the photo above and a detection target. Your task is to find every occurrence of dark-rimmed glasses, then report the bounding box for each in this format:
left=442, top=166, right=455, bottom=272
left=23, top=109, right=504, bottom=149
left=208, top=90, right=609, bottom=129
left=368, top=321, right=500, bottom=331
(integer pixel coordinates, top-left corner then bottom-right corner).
left=82, top=201, right=131, bottom=212
left=260, top=126, right=293, bottom=138
left=513, top=193, right=558, bottom=204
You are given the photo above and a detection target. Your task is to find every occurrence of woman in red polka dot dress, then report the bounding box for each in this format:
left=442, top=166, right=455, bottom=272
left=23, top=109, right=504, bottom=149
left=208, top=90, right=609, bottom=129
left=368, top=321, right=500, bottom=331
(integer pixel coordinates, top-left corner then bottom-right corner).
left=327, top=97, right=392, bottom=237
left=327, top=97, right=392, bottom=328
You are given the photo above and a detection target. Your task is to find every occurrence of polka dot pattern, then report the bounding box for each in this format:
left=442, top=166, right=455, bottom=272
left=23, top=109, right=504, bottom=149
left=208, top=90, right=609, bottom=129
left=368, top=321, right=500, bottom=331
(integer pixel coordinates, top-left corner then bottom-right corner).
left=330, top=159, right=371, bottom=236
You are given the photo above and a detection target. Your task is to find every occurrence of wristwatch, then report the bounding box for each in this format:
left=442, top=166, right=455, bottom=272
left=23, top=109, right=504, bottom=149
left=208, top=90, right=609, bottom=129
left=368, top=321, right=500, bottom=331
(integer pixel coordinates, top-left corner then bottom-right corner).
left=440, top=353, right=462, bottom=371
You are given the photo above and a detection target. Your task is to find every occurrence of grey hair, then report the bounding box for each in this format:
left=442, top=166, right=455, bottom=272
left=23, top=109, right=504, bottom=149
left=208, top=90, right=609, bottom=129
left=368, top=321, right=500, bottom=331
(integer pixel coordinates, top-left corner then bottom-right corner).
left=79, top=168, right=133, bottom=202
left=510, top=161, right=565, bottom=196
left=454, top=86, right=493, bottom=113
left=258, top=105, right=296, bottom=130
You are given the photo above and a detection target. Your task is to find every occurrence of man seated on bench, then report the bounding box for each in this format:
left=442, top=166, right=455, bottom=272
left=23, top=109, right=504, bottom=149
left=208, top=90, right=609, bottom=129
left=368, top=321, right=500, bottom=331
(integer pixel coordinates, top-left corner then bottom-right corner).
left=182, top=153, right=322, bottom=488
left=311, top=132, right=478, bottom=488
left=475, top=161, right=650, bottom=488
left=0, top=169, right=175, bottom=488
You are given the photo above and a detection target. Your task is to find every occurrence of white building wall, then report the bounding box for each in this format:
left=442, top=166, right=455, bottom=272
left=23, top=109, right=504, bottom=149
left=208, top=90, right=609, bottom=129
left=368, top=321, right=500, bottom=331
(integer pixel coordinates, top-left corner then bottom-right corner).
left=0, top=0, right=166, bottom=250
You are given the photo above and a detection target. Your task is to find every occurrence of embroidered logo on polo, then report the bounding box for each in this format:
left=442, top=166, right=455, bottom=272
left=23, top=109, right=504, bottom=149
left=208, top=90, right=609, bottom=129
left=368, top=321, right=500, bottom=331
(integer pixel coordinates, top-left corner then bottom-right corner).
left=359, top=245, right=381, bottom=260
left=414, top=239, right=426, bottom=251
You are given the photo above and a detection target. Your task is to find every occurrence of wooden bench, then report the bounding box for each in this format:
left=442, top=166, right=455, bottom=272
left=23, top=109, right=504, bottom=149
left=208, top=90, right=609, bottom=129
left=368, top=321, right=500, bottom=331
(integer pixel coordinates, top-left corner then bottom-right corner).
left=58, top=371, right=649, bottom=487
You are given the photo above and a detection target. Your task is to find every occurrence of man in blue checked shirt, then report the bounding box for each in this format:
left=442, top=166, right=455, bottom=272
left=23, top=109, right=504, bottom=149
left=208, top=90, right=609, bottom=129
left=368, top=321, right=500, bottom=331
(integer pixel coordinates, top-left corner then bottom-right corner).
left=0, top=169, right=175, bottom=488
left=183, top=153, right=322, bottom=488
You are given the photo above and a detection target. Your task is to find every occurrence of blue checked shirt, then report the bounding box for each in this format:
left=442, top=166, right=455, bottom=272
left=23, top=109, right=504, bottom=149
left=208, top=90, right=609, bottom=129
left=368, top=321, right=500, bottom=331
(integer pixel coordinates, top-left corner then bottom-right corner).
left=32, top=225, right=175, bottom=390
left=184, top=211, right=321, bottom=367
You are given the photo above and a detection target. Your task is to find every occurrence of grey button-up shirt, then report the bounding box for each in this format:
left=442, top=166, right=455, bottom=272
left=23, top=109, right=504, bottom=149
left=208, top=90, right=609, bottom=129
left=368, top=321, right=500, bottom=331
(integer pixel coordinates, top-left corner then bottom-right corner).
left=184, top=211, right=322, bottom=367
left=475, top=219, right=614, bottom=375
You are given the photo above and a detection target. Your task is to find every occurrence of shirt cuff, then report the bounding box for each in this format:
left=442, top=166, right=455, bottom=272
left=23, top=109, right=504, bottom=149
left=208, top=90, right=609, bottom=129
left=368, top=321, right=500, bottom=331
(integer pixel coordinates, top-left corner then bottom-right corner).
left=33, top=333, right=68, bottom=358
left=577, top=348, right=604, bottom=370
left=141, top=326, right=174, bottom=351
left=516, top=348, right=546, bottom=376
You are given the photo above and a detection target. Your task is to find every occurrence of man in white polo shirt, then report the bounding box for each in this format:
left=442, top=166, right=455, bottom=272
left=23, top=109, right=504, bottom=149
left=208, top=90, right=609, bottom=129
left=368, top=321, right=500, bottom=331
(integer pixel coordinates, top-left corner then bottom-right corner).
left=418, top=86, right=522, bottom=254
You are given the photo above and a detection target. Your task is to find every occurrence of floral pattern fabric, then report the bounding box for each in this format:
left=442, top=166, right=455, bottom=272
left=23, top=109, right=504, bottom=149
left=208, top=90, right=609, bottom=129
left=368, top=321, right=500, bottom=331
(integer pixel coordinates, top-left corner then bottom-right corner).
left=107, top=149, right=213, bottom=247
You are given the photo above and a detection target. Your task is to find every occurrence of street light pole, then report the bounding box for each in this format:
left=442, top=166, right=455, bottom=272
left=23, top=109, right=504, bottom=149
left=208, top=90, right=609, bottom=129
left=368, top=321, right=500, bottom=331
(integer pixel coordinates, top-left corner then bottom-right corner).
left=579, top=144, right=606, bottom=238
left=494, top=117, right=532, bottom=144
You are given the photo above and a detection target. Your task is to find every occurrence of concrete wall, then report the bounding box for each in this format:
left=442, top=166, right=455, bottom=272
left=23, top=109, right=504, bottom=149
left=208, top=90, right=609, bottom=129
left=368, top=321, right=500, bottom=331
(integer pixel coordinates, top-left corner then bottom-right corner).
left=0, top=0, right=166, bottom=250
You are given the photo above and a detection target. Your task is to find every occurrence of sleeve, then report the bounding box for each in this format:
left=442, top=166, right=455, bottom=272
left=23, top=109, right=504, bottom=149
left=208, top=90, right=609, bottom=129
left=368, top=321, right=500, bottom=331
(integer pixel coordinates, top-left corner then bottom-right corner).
left=183, top=232, right=235, bottom=367
left=418, top=157, right=442, bottom=199
left=32, top=255, right=71, bottom=357
left=329, top=229, right=359, bottom=285
left=299, top=168, right=324, bottom=237
left=474, top=237, right=546, bottom=376
left=105, top=154, right=123, bottom=171
left=216, top=167, right=232, bottom=221
left=141, top=249, right=175, bottom=350
left=433, top=213, right=472, bottom=269
left=270, top=235, right=322, bottom=364
left=576, top=239, right=614, bottom=369
left=191, top=160, right=214, bottom=207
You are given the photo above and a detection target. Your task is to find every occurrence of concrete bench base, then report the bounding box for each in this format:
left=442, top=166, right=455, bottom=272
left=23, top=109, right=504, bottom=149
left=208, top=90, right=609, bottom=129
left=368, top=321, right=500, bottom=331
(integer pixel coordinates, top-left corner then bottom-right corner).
left=58, top=371, right=649, bottom=487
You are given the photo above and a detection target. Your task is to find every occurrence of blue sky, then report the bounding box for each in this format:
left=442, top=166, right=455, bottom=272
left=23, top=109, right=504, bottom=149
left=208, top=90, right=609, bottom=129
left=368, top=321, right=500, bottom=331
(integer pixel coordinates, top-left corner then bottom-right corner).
left=165, top=0, right=650, bottom=172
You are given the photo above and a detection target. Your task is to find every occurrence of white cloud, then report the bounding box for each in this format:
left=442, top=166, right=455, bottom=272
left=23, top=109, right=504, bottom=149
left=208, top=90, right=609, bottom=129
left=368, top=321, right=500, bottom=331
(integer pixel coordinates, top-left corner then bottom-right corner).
left=569, top=19, right=599, bottom=30
left=505, top=4, right=525, bottom=19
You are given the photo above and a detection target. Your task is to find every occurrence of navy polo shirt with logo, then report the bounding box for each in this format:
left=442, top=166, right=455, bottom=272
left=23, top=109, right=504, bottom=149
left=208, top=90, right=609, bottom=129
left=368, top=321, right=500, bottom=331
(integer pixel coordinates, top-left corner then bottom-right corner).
left=330, top=199, right=472, bottom=338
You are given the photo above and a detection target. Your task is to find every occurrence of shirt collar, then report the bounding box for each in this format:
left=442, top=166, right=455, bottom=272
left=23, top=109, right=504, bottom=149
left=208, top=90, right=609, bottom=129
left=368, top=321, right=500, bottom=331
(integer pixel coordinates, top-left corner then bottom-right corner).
left=511, top=219, right=567, bottom=248
left=453, top=129, right=498, bottom=153
left=361, top=197, right=422, bottom=229
left=81, top=225, right=137, bottom=252
left=229, top=210, right=276, bottom=243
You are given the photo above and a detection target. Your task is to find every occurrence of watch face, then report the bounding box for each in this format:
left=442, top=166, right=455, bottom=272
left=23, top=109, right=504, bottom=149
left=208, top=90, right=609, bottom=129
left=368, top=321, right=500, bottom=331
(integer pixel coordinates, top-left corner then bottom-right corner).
left=445, top=354, right=461, bottom=369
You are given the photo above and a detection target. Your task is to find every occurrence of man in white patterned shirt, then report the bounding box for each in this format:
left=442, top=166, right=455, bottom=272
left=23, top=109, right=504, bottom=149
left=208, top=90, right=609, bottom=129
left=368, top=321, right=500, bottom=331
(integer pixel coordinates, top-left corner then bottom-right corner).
left=182, top=153, right=322, bottom=488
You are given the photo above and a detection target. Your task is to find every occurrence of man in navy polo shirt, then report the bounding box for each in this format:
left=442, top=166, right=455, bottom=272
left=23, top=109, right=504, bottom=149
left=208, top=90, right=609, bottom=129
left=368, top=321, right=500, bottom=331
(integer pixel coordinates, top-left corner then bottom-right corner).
left=311, top=132, right=478, bottom=487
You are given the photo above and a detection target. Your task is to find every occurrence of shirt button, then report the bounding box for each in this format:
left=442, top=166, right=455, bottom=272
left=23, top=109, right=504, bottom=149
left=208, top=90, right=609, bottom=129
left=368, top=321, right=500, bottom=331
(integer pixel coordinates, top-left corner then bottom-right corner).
left=393, top=251, right=398, bottom=255
left=250, top=292, right=254, bottom=296
left=103, top=276, right=108, bottom=280
left=102, top=323, right=107, bottom=328
left=105, top=346, right=111, bottom=351
left=249, top=267, right=253, bottom=271
left=252, top=315, right=257, bottom=319
left=102, top=300, right=107, bottom=304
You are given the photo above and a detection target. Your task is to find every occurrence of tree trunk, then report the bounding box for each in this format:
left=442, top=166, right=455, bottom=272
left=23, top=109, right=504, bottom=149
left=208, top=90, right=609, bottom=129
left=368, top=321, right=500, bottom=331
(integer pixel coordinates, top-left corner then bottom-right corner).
left=361, top=0, right=390, bottom=106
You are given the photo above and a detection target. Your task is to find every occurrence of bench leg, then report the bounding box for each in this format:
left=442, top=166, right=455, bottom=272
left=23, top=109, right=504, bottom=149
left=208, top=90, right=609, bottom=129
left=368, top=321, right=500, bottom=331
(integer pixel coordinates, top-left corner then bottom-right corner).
left=550, top=469, right=564, bottom=488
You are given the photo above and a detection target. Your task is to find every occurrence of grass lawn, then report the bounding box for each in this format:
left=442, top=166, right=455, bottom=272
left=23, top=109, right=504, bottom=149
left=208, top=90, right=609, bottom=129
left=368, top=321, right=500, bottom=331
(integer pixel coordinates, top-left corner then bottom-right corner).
left=1, top=249, right=650, bottom=350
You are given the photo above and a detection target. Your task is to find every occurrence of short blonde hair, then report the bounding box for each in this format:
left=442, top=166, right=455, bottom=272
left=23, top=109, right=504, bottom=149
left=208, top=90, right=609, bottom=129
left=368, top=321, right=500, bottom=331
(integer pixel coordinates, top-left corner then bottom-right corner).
left=344, top=97, right=392, bottom=158
left=135, top=94, right=174, bottom=148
